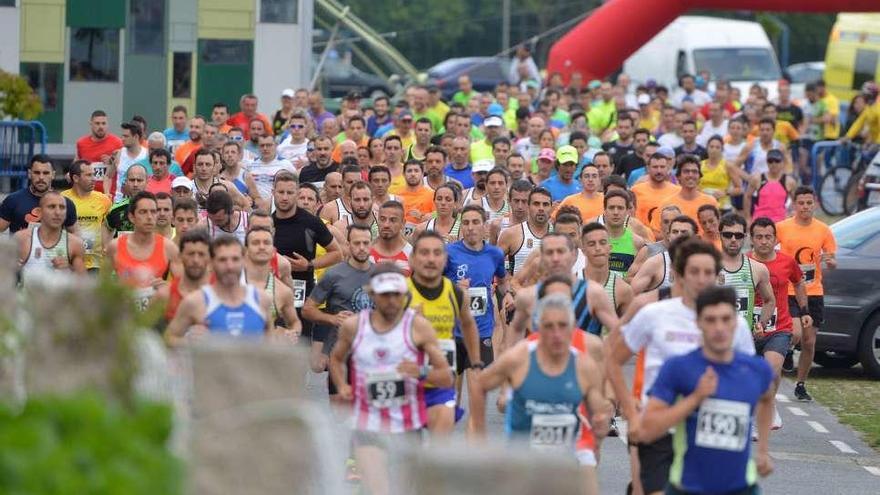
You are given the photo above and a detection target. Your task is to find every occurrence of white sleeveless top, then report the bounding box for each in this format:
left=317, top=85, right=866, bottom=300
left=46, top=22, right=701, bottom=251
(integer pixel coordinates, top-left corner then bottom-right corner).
left=480, top=196, right=510, bottom=222
left=21, top=225, right=69, bottom=281
left=507, top=222, right=548, bottom=275
left=572, top=250, right=587, bottom=278
left=206, top=211, right=249, bottom=244
left=349, top=309, right=426, bottom=433
left=335, top=197, right=353, bottom=224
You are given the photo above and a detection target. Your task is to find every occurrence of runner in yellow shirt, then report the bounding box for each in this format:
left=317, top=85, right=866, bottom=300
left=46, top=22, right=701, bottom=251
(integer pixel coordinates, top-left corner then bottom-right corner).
left=61, top=160, right=111, bottom=272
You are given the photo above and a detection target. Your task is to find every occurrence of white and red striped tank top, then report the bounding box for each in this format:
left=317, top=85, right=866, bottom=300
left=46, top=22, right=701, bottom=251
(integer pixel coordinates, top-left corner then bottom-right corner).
left=369, top=244, right=413, bottom=276
left=349, top=308, right=426, bottom=433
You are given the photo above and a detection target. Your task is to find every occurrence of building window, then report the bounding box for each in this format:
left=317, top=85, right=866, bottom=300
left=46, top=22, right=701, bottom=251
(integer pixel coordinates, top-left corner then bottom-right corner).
left=0, top=0, right=16, bottom=7
left=172, top=52, right=191, bottom=98
left=260, top=0, right=297, bottom=24
left=130, top=0, right=165, bottom=55
left=22, top=63, right=61, bottom=111
left=69, top=28, right=120, bottom=82
left=201, top=40, right=251, bottom=65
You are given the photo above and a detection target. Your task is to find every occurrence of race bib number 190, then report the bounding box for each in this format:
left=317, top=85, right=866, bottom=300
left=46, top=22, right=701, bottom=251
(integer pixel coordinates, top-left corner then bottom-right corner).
left=695, top=398, right=750, bottom=452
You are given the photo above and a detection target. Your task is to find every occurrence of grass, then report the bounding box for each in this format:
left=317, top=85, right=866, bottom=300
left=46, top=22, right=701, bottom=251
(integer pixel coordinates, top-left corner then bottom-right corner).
left=800, top=366, right=880, bottom=451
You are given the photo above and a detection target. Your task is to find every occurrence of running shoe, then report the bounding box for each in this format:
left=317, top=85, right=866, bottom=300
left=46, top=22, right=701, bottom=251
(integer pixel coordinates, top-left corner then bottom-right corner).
left=772, top=406, right=783, bottom=431
left=608, top=416, right=620, bottom=437
left=794, top=382, right=813, bottom=402
left=345, top=457, right=360, bottom=484
left=782, top=351, right=795, bottom=373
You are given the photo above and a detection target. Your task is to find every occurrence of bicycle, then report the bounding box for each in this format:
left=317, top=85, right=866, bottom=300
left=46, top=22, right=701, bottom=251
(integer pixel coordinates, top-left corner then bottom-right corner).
left=843, top=146, right=880, bottom=213
left=815, top=141, right=869, bottom=216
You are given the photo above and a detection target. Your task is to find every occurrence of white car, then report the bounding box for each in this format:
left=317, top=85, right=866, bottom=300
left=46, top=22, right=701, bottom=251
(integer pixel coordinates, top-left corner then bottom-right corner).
left=785, top=61, right=825, bottom=101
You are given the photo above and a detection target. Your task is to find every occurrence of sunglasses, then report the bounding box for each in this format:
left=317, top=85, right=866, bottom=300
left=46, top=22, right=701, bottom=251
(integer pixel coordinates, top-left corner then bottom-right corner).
left=720, top=232, right=746, bottom=240
left=230, top=136, right=243, bottom=141
left=290, top=124, right=305, bottom=129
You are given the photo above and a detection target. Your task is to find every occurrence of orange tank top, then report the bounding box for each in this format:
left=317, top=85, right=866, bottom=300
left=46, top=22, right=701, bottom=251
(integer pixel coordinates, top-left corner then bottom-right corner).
left=115, top=234, right=169, bottom=288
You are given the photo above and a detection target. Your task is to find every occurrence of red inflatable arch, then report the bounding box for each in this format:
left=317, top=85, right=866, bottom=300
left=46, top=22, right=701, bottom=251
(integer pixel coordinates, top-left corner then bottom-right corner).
left=547, top=0, right=879, bottom=83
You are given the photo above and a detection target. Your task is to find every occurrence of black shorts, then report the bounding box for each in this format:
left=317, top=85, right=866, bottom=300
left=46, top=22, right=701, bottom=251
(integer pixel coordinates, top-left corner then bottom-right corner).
left=665, top=484, right=759, bottom=495
left=638, top=433, right=673, bottom=494
left=754, top=332, right=792, bottom=357
left=788, top=295, right=824, bottom=327
left=455, top=336, right=494, bottom=374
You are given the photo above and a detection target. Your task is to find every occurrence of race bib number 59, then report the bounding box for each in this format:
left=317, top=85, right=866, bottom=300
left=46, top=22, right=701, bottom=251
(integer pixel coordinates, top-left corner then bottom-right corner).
left=366, top=372, right=406, bottom=409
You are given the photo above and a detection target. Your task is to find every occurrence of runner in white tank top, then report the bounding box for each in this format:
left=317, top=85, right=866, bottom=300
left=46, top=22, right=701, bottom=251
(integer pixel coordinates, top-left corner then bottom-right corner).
left=335, top=197, right=353, bottom=224
left=206, top=210, right=249, bottom=244
left=507, top=222, right=550, bottom=275
left=20, top=225, right=70, bottom=280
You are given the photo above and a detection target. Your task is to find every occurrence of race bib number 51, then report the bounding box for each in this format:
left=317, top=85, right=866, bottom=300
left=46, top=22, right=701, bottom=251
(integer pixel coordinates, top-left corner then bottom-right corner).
left=695, top=398, right=749, bottom=452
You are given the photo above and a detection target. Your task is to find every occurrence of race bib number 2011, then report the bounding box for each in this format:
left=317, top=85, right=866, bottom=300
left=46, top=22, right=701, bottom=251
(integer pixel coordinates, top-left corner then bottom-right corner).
left=530, top=413, right=577, bottom=450
left=695, top=398, right=750, bottom=452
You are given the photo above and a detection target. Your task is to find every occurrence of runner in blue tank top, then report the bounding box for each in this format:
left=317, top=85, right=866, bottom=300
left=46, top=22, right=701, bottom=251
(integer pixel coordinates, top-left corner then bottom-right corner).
left=474, top=293, right=612, bottom=494
left=640, top=286, right=774, bottom=495
left=166, top=235, right=271, bottom=345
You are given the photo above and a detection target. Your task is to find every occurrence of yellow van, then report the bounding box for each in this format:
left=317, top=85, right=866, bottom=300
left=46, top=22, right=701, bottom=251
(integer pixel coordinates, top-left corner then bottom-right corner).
left=825, top=13, right=880, bottom=103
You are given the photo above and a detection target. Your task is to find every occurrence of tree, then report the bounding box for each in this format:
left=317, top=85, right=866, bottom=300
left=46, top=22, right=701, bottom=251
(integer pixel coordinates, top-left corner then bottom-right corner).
left=0, top=71, right=43, bottom=121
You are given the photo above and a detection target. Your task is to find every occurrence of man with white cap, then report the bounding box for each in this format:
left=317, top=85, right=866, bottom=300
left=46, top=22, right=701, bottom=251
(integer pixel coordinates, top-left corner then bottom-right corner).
left=330, top=263, right=452, bottom=495
left=461, top=159, right=494, bottom=204
left=470, top=113, right=506, bottom=163
left=170, top=176, right=194, bottom=205
left=541, top=145, right=582, bottom=202
left=272, top=88, right=297, bottom=136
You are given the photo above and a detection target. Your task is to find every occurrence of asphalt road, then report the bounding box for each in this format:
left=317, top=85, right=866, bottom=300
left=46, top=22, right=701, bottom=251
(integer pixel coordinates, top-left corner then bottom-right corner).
left=305, top=364, right=880, bottom=494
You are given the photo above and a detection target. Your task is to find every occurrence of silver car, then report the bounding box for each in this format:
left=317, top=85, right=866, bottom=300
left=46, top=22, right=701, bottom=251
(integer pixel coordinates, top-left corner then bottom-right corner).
left=816, top=206, right=880, bottom=378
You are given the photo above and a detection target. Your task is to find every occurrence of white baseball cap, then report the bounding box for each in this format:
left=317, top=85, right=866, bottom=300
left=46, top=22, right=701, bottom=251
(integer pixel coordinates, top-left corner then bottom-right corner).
left=281, top=88, right=295, bottom=98
left=171, top=176, right=193, bottom=190
left=370, top=272, right=408, bottom=294
left=472, top=159, right=495, bottom=173
left=484, top=116, right=504, bottom=128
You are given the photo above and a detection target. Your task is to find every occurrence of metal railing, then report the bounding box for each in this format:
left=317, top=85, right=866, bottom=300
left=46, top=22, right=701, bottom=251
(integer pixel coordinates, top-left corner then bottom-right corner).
left=0, top=120, right=48, bottom=192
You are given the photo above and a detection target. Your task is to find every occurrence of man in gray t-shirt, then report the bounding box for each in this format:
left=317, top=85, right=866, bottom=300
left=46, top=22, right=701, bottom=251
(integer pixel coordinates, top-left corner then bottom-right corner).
left=301, top=225, right=374, bottom=380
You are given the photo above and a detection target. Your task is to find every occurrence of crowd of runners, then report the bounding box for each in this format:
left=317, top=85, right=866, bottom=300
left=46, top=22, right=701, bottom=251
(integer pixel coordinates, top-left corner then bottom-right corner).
left=4, top=62, right=858, bottom=494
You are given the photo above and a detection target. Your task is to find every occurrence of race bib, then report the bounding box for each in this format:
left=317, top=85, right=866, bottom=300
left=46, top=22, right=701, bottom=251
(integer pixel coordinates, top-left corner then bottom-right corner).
left=752, top=306, right=777, bottom=332
left=91, top=162, right=107, bottom=179
left=132, top=287, right=155, bottom=312
left=404, top=223, right=417, bottom=238
left=530, top=413, right=577, bottom=450
left=366, top=371, right=406, bottom=409
left=695, top=398, right=750, bottom=452
left=225, top=311, right=246, bottom=337
left=800, top=263, right=816, bottom=284
left=468, top=286, right=489, bottom=317
left=734, top=287, right=750, bottom=319
left=439, top=338, right=457, bottom=374
left=292, top=279, right=307, bottom=308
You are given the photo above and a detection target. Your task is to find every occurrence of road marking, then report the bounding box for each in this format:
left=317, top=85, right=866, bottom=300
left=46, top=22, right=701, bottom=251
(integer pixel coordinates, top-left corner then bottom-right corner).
left=788, top=406, right=808, bottom=417
left=775, top=394, right=790, bottom=403
left=865, top=466, right=880, bottom=477
left=830, top=440, right=857, bottom=454
left=806, top=421, right=828, bottom=433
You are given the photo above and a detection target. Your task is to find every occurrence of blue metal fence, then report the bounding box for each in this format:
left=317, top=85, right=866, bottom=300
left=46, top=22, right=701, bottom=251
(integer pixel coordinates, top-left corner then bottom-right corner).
left=0, top=121, right=48, bottom=192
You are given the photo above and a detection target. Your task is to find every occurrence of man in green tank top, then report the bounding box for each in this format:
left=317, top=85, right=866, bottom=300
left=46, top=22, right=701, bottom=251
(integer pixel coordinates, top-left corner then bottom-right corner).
left=601, top=190, right=647, bottom=277
left=718, top=213, right=776, bottom=332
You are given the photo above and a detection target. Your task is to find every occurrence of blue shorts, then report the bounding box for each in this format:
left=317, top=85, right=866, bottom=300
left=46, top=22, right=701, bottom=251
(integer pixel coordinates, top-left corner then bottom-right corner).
left=425, top=387, right=456, bottom=408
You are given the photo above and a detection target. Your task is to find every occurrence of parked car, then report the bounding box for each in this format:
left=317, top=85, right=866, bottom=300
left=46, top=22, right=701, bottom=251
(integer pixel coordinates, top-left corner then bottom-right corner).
left=424, top=57, right=511, bottom=101
left=785, top=61, right=825, bottom=101
left=816, top=206, right=880, bottom=378
left=314, top=56, right=392, bottom=100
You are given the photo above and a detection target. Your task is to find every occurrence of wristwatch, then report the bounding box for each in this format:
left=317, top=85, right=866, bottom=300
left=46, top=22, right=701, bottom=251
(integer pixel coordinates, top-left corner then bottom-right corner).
left=307, top=260, right=314, bottom=270
left=470, top=361, right=485, bottom=370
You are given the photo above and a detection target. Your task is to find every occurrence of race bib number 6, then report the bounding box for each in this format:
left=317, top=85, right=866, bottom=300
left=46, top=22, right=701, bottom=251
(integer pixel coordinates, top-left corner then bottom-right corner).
left=468, top=286, right=488, bottom=317
left=366, top=372, right=406, bottom=409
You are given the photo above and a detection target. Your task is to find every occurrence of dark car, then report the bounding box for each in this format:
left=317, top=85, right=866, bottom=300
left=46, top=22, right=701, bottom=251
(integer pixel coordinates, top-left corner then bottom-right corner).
left=314, top=56, right=392, bottom=100
left=815, top=206, right=880, bottom=378
left=425, top=57, right=511, bottom=101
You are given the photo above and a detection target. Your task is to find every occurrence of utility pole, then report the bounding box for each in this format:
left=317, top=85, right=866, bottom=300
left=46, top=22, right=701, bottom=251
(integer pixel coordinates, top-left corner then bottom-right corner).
left=502, top=0, right=511, bottom=52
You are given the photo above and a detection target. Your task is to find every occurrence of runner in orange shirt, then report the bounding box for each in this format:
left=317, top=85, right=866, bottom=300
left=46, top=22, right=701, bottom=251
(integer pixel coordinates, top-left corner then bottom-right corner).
left=631, top=152, right=680, bottom=236
left=775, top=186, right=837, bottom=402
left=556, top=162, right=604, bottom=223
left=651, top=155, right=718, bottom=235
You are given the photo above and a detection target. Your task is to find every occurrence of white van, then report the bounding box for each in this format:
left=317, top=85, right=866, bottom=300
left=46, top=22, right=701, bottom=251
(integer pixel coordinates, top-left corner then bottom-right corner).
left=623, top=16, right=782, bottom=101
